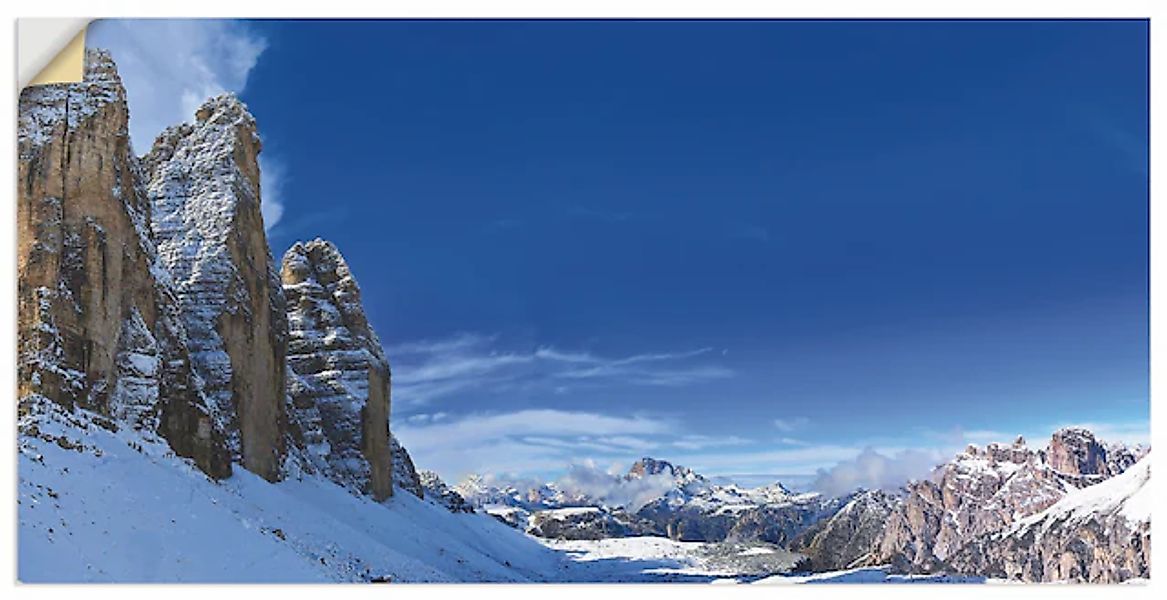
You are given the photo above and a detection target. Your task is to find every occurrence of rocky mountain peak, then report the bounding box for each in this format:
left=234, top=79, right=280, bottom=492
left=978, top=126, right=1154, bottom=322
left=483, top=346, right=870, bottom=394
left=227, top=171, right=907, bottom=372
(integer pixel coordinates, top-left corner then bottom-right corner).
left=1045, top=427, right=1109, bottom=477
left=80, top=47, right=120, bottom=81
left=872, top=427, right=1146, bottom=574
left=627, top=457, right=700, bottom=482
left=144, top=80, right=288, bottom=482
left=195, top=93, right=257, bottom=128
left=17, top=48, right=231, bottom=478
left=282, top=238, right=394, bottom=500
left=948, top=454, right=1151, bottom=582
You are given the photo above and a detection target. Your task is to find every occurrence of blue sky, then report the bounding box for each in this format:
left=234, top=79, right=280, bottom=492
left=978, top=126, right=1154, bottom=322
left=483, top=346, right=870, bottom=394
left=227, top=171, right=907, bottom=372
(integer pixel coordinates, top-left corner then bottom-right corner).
left=89, top=19, right=1149, bottom=488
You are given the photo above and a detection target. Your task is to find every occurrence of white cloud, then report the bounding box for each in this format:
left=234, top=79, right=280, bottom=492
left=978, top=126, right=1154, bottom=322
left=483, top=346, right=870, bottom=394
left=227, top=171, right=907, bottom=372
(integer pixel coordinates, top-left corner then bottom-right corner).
left=388, top=333, right=732, bottom=407
left=809, top=447, right=946, bottom=497
left=87, top=19, right=284, bottom=230
left=87, top=19, right=266, bottom=151
left=672, top=444, right=869, bottom=476
left=555, top=461, right=676, bottom=512
left=257, top=155, right=286, bottom=231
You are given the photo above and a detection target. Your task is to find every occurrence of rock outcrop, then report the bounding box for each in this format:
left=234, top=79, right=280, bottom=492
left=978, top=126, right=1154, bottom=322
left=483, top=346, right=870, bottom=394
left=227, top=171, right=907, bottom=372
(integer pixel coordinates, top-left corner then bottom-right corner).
left=144, top=94, right=288, bottom=482
left=392, top=434, right=424, bottom=498
left=871, top=430, right=1144, bottom=574
left=281, top=239, right=393, bottom=500
left=1046, top=427, right=1141, bottom=478
left=788, top=489, right=901, bottom=571
left=18, top=48, right=436, bottom=506
left=527, top=507, right=660, bottom=540
left=419, top=471, right=474, bottom=513
left=16, top=49, right=231, bottom=478
left=948, top=455, right=1151, bottom=582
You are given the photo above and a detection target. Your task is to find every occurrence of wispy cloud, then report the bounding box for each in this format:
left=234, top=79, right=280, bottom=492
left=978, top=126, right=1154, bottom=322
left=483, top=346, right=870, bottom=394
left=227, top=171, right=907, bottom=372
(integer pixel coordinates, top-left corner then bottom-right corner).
left=394, top=409, right=675, bottom=480
left=730, top=222, right=771, bottom=243
left=773, top=417, right=810, bottom=432
left=87, top=19, right=285, bottom=229
left=671, top=434, right=751, bottom=451
left=388, top=333, right=732, bottom=408
left=87, top=19, right=266, bottom=152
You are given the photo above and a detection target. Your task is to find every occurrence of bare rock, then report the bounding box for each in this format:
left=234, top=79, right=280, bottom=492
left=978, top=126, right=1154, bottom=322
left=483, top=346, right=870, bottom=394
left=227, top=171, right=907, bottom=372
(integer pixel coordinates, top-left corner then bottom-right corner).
left=392, top=434, right=423, bottom=498
left=419, top=470, right=474, bottom=513
left=16, top=49, right=230, bottom=479
left=948, top=455, right=1151, bottom=582
left=281, top=239, right=393, bottom=500
left=871, top=431, right=1147, bottom=575
left=144, top=93, right=288, bottom=482
left=789, top=489, right=901, bottom=571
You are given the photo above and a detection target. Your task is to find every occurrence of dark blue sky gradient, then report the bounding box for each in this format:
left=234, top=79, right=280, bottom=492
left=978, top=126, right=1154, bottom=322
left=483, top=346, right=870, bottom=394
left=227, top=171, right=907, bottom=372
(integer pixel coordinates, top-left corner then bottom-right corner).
left=238, top=20, right=1147, bottom=458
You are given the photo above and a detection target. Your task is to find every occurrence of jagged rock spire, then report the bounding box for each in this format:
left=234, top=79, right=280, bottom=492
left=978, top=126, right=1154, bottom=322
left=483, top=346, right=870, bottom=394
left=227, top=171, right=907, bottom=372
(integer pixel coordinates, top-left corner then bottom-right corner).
left=282, top=239, right=395, bottom=500
left=17, top=48, right=231, bottom=478
left=144, top=90, right=288, bottom=482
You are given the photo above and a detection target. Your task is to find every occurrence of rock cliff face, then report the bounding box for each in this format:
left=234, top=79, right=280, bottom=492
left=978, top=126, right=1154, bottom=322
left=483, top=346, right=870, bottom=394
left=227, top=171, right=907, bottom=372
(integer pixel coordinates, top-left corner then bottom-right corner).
left=281, top=239, right=394, bottom=499
left=871, top=430, right=1144, bottom=573
left=18, top=50, right=423, bottom=499
left=16, top=49, right=231, bottom=478
left=788, top=490, right=901, bottom=571
left=948, top=455, right=1151, bottom=582
left=1045, top=427, right=1141, bottom=478
left=143, top=94, right=288, bottom=482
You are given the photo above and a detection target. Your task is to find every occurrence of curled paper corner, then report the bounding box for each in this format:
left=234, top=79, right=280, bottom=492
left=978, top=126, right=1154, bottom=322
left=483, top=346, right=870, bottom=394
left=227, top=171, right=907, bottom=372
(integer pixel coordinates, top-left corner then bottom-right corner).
left=18, top=18, right=93, bottom=90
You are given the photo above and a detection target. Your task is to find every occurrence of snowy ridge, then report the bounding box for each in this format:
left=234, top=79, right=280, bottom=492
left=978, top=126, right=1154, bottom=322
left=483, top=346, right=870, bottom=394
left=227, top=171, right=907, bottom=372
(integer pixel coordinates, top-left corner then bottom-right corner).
left=1008, top=454, right=1151, bottom=534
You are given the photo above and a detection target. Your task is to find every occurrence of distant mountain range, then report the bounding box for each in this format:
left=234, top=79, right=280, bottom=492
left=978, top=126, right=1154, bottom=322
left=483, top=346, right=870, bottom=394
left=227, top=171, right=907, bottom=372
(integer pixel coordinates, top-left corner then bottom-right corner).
left=455, top=429, right=1151, bottom=582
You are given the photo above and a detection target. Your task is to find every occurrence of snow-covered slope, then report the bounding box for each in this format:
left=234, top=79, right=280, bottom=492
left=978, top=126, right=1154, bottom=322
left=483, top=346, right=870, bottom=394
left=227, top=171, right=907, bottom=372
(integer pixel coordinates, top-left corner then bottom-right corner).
left=18, top=398, right=563, bottom=582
